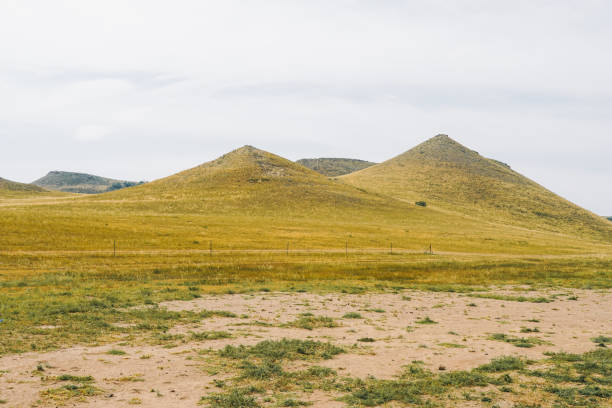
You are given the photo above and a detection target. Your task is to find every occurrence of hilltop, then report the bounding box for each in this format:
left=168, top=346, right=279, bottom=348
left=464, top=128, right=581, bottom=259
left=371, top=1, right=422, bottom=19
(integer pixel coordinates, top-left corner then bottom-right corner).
left=0, top=177, right=48, bottom=198
left=103, top=145, right=398, bottom=217
left=341, top=134, right=612, bottom=242
left=296, top=158, right=376, bottom=177
left=33, top=171, right=144, bottom=194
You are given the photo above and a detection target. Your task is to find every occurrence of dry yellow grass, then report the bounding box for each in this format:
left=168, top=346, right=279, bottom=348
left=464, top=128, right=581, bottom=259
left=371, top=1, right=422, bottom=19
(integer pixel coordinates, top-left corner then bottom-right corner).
left=341, top=134, right=612, bottom=243
left=1, top=145, right=609, bottom=255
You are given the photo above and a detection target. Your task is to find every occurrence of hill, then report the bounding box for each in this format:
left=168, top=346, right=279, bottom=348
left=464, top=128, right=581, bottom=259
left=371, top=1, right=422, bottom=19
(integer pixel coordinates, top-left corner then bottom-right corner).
left=33, top=171, right=143, bottom=194
left=103, top=146, right=396, bottom=216
left=341, top=134, right=612, bottom=242
left=0, top=177, right=48, bottom=197
left=1, top=144, right=610, bottom=255
left=296, top=158, right=376, bottom=177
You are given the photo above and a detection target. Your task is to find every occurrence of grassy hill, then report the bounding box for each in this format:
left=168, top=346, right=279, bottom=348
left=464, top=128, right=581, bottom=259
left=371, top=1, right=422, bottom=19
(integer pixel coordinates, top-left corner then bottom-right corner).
left=33, top=171, right=143, bottom=194
left=0, top=177, right=49, bottom=198
left=103, top=146, right=391, bottom=215
left=296, top=158, right=376, bottom=177
left=0, top=145, right=610, bottom=256
left=341, top=134, right=612, bottom=243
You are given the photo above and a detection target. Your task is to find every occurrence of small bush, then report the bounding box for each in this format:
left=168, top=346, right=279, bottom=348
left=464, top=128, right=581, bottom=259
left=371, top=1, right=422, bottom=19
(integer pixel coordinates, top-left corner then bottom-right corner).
left=416, top=317, right=437, bottom=324
left=203, top=387, right=261, bottom=408
left=476, top=356, right=525, bottom=372
left=415, top=201, right=427, bottom=207
left=286, top=315, right=338, bottom=330
left=219, top=339, right=343, bottom=361
left=190, top=330, right=232, bottom=341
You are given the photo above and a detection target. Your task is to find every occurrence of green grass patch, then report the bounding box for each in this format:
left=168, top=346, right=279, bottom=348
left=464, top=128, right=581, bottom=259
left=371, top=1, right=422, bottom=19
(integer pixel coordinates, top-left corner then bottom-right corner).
left=416, top=317, right=437, bottom=324
left=488, top=333, right=548, bottom=348
left=284, top=315, right=338, bottom=330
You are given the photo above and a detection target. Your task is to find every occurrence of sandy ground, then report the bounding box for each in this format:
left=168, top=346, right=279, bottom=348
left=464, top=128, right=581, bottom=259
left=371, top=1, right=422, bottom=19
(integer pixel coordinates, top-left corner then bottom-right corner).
left=1, top=288, right=610, bottom=407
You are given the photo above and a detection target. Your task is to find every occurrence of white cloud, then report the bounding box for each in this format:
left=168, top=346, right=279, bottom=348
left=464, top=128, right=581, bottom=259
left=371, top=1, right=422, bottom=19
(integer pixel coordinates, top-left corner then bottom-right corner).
left=74, top=125, right=110, bottom=142
left=0, top=1, right=610, bottom=214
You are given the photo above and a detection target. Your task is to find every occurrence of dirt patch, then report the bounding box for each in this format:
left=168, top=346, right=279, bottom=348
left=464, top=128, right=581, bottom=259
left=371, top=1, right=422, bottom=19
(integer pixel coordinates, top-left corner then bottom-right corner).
left=1, top=288, right=610, bottom=407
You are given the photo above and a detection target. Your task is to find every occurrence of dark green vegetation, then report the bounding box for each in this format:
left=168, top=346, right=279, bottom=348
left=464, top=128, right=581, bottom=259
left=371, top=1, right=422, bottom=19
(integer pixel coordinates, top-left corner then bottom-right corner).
left=33, top=171, right=144, bottom=194
left=296, top=158, right=376, bottom=177
left=488, top=333, right=549, bottom=348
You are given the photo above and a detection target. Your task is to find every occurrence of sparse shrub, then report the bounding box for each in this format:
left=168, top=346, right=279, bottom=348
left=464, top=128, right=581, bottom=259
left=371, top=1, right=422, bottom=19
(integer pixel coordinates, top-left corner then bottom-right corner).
left=219, top=339, right=343, bottom=361
left=202, top=387, right=261, bottom=408
left=416, top=317, right=437, bottom=324
left=488, top=333, right=547, bottom=348
left=190, top=330, right=232, bottom=341
left=240, top=360, right=283, bottom=379
left=476, top=356, right=525, bottom=372
left=343, top=312, right=362, bottom=319
left=415, top=201, right=427, bottom=207
left=286, top=315, right=338, bottom=330
left=592, top=335, right=612, bottom=344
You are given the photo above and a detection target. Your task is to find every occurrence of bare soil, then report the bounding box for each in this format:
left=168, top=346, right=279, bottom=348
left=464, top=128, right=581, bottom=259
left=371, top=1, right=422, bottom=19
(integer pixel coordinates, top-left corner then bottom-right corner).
left=1, top=287, right=610, bottom=407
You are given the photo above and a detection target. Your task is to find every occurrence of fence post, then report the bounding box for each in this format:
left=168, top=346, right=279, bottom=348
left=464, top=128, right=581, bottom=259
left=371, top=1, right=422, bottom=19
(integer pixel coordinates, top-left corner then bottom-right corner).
left=210, top=241, right=213, bottom=256
left=390, top=242, right=393, bottom=255
left=286, top=242, right=289, bottom=255
left=113, top=240, right=116, bottom=257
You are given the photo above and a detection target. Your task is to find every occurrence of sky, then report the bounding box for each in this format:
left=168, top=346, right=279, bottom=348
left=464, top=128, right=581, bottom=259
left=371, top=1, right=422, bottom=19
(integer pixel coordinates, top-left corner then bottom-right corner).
left=1, top=1, right=611, bottom=215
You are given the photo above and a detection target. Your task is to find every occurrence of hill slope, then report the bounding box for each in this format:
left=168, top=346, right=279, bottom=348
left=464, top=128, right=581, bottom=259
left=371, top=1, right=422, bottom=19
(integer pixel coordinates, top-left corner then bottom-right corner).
left=33, top=171, right=143, bottom=194
left=296, top=158, right=376, bottom=177
left=104, top=146, right=395, bottom=216
left=0, top=177, right=48, bottom=197
left=341, top=134, right=612, bottom=242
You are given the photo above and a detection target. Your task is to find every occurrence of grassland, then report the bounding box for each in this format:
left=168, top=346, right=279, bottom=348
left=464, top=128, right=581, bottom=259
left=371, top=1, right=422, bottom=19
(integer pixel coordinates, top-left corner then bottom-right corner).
left=0, top=176, right=55, bottom=198
left=341, top=135, right=612, bottom=243
left=1, top=143, right=611, bottom=407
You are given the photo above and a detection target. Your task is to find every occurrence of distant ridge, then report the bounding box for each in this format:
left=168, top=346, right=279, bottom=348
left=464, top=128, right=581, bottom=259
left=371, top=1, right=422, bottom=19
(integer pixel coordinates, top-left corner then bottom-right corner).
left=33, top=171, right=144, bottom=194
left=296, top=158, right=376, bottom=177
left=0, top=177, right=47, bottom=197
left=341, top=134, right=612, bottom=242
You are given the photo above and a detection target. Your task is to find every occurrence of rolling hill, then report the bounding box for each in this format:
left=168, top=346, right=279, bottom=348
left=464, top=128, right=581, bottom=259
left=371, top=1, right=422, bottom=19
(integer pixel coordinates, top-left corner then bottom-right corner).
left=0, top=177, right=48, bottom=197
left=2, top=144, right=609, bottom=255
left=102, top=145, right=397, bottom=216
left=341, top=134, right=612, bottom=242
left=33, top=171, right=143, bottom=194
left=296, top=158, right=376, bottom=177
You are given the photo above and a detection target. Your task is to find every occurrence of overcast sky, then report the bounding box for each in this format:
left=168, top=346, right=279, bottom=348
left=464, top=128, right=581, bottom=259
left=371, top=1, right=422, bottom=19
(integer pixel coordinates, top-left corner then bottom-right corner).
left=1, top=1, right=611, bottom=214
